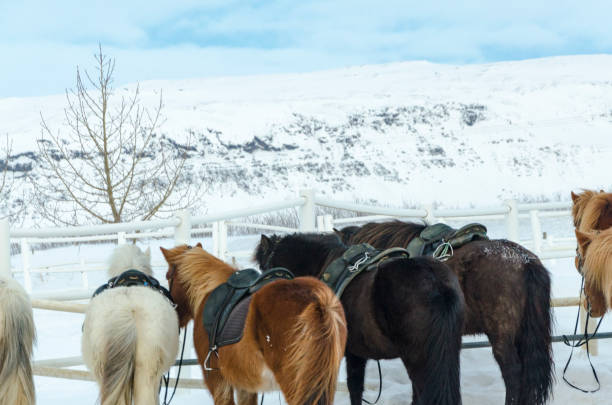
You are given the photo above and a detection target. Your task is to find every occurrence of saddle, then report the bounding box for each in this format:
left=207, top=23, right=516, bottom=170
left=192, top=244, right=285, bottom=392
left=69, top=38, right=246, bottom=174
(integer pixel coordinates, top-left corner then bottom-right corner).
left=322, top=243, right=410, bottom=297
left=203, top=267, right=294, bottom=351
left=92, top=269, right=174, bottom=304
left=406, top=222, right=488, bottom=258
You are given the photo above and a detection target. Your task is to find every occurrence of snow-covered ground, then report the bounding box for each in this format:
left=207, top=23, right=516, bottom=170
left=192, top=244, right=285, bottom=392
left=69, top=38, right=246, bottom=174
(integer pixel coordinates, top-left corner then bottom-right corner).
left=15, top=225, right=612, bottom=405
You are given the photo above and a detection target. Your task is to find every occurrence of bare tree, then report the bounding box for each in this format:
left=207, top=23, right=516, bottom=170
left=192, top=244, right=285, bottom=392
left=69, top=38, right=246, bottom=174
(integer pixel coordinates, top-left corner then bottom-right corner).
left=36, top=46, right=197, bottom=225
left=0, top=136, right=26, bottom=224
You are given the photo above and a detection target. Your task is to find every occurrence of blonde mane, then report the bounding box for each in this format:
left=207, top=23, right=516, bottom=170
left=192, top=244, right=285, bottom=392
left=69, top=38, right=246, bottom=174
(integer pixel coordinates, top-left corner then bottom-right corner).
left=572, top=189, right=600, bottom=229
left=580, top=193, right=612, bottom=232
left=175, top=247, right=237, bottom=314
left=581, top=228, right=612, bottom=309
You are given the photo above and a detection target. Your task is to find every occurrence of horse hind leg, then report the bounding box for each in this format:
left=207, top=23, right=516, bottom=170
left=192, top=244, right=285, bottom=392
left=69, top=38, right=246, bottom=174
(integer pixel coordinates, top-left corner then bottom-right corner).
left=489, top=337, right=522, bottom=405
left=345, top=351, right=368, bottom=405
left=236, top=389, right=258, bottom=405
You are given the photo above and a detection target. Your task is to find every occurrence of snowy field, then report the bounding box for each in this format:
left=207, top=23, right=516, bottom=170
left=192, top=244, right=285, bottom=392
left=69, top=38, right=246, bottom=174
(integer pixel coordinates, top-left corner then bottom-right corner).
left=13, top=222, right=612, bottom=405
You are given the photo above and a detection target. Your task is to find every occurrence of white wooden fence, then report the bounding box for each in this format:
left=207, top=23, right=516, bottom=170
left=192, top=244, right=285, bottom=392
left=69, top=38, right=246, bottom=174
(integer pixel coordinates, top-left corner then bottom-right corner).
left=0, top=189, right=594, bottom=387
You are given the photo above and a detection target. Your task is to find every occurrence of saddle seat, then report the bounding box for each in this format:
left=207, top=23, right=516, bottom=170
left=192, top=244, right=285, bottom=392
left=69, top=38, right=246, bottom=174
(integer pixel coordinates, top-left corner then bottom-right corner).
left=406, top=222, right=488, bottom=258
left=203, top=267, right=294, bottom=350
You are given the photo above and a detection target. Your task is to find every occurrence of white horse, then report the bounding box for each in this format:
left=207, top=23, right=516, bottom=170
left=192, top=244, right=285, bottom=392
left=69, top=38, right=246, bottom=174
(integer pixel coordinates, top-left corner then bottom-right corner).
left=0, top=275, right=36, bottom=405
left=82, top=244, right=179, bottom=405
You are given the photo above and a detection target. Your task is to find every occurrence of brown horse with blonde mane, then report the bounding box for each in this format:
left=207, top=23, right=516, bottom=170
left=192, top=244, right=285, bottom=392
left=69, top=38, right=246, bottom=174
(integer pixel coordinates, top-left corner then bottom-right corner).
left=335, top=221, right=552, bottom=405
left=161, top=244, right=347, bottom=405
left=571, top=189, right=612, bottom=316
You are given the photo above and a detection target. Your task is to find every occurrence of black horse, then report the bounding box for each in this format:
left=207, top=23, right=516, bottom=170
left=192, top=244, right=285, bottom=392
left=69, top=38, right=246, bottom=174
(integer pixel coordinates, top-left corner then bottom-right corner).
left=335, top=221, right=554, bottom=405
left=255, top=233, right=465, bottom=405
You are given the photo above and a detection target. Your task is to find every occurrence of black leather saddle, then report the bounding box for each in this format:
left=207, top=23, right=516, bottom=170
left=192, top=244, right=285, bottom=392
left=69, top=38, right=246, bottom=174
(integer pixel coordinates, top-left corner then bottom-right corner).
left=203, top=267, right=294, bottom=350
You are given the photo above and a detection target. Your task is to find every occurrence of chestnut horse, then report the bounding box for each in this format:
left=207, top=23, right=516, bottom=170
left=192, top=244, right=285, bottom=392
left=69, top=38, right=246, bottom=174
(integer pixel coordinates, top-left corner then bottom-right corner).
left=576, top=228, right=612, bottom=313
left=255, top=233, right=465, bottom=405
left=161, top=244, right=347, bottom=405
left=571, top=190, right=612, bottom=316
left=335, top=221, right=553, bottom=405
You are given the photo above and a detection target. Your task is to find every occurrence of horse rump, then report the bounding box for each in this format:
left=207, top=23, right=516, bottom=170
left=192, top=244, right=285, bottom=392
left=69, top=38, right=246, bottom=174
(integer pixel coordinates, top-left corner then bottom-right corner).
left=281, top=280, right=347, bottom=405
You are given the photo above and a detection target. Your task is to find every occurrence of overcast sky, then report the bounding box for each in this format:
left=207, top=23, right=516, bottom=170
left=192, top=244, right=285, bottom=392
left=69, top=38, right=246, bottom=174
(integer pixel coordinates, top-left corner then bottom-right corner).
left=1, top=0, right=611, bottom=98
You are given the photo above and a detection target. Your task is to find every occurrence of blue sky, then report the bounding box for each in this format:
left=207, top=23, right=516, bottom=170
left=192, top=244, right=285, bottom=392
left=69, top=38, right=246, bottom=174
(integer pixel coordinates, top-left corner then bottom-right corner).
left=1, top=0, right=611, bottom=97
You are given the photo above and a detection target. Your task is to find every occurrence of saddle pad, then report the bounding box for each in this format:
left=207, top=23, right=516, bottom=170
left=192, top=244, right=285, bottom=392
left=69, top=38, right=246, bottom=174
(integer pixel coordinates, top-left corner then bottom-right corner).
left=215, top=295, right=253, bottom=347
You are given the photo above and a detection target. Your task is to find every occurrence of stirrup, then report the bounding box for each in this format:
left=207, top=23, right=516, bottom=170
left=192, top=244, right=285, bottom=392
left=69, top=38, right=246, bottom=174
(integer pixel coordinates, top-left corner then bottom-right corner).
left=204, top=346, right=219, bottom=371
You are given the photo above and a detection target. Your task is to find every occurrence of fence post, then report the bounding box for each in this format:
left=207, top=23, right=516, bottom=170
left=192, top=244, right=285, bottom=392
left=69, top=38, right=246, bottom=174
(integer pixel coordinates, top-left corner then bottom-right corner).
left=117, top=232, right=126, bottom=245
left=529, top=210, right=542, bottom=254
left=424, top=204, right=437, bottom=225
left=299, top=189, right=316, bottom=232
left=218, top=220, right=227, bottom=261
left=20, top=238, right=32, bottom=293
left=323, top=215, right=334, bottom=232
left=505, top=199, right=520, bottom=243
left=174, top=210, right=191, bottom=245
left=316, top=215, right=325, bottom=232
left=0, top=218, right=10, bottom=278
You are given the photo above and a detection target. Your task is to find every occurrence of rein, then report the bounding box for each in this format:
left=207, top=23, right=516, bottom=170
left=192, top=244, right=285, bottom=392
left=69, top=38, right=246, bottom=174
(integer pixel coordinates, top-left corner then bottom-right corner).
left=161, top=327, right=188, bottom=404
left=362, top=360, right=382, bottom=405
left=562, top=276, right=604, bottom=393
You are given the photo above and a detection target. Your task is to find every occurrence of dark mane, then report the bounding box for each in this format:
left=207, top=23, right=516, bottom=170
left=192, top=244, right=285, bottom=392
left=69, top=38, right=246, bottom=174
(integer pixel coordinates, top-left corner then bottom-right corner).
left=348, top=220, right=425, bottom=247
left=254, top=233, right=346, bottom=277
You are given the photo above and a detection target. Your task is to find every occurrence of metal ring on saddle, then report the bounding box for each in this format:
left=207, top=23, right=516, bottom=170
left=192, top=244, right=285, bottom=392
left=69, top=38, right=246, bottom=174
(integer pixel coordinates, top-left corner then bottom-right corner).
left=433, top=241, right=453, bottom=261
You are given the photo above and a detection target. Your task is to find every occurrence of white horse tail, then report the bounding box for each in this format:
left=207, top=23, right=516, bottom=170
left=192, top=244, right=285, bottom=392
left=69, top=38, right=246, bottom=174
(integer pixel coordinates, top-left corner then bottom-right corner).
left=100, top=311, right=138, bottom=405
left=0, top=277, right=36, bottom=405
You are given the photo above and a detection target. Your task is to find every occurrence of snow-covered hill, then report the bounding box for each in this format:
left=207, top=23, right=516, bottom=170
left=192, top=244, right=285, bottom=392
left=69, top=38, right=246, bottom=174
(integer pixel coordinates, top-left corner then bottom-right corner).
left=2, top=55, right=612, bottom=222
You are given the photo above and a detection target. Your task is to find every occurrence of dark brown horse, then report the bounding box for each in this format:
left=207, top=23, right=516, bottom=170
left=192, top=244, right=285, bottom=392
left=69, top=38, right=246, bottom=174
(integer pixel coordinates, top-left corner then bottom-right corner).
left=335, top=221, right=553, bottom=405
left=571, top=190, right=612, bottom=316
left=255, top=233, right=465, bottom=405
left=161, top=244, right=347, bottom=405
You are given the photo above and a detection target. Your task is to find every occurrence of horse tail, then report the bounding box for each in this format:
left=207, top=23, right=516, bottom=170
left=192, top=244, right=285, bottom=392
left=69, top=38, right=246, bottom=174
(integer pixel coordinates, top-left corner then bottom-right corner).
left=99, top=310, right=138, bottom=405
left=418, top=262, right=464, bottom=405
left=375, top=258, right=463, bottom=405
left=283, top=282, right=347, bottom=405
left=517, top=259, right=553, bottom=405
left=0, top=278, right=36, bottom=405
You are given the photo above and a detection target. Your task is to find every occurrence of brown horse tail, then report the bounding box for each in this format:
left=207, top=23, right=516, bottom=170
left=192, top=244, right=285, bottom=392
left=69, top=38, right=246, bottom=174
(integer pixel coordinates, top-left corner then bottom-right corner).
left=0, top=279, right=36, bottom=405
left=283, top=282, right=347, bottom=405
left=100, top=312, right=137, bottom=405
left=517, top=259, right=553, bottom=405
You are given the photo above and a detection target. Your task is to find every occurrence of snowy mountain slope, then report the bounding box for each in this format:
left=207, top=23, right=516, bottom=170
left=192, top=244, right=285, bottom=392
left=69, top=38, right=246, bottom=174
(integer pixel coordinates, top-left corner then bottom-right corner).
left=2, top=55, right=612, bottom=223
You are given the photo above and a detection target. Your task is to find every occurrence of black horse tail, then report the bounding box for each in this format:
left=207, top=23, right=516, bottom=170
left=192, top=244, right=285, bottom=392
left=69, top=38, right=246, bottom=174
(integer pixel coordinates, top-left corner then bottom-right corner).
left=418, top=263, right=464, bottom=405
left=517, top=259, right=554, bottom=405
left=375, top=257, right=464, bottom=405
